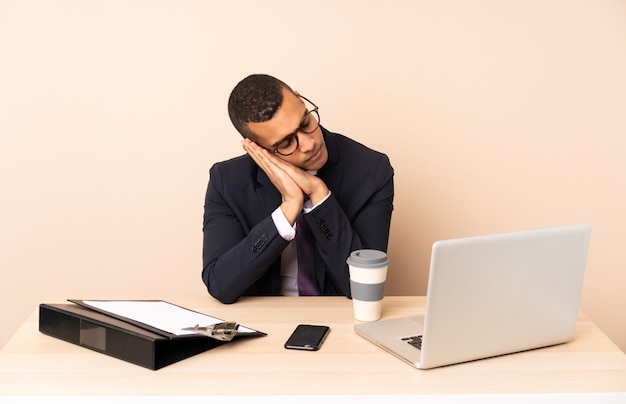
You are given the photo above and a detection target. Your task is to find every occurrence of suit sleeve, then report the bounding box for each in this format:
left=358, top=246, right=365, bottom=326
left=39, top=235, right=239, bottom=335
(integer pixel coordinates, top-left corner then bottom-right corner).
left=305, top=153, right=394, bottom=297
left=202, top=163, right=289, bottom=304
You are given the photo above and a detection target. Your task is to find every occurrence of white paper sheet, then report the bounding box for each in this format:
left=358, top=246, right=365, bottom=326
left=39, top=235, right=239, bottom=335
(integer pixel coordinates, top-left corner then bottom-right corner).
left=80, top=300, right=256, bottom=336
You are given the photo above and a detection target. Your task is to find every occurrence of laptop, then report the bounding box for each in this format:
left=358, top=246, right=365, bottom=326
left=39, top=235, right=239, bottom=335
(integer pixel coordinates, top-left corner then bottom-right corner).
left=354, top=224, right=592, bottom=369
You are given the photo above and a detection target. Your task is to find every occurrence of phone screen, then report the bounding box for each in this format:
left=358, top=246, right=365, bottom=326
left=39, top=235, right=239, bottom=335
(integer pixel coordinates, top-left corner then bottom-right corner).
left=284, top=324, right=330, bottom=351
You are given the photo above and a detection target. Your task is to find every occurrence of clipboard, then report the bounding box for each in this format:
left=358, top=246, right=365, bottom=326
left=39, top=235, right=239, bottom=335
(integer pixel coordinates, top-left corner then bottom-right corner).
left=68, top=299, right=265, bottom=339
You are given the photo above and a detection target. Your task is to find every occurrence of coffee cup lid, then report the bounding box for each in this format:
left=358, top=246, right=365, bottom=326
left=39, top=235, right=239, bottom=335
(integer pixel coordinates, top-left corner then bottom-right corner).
left=346, top=249, right=389, bottom=268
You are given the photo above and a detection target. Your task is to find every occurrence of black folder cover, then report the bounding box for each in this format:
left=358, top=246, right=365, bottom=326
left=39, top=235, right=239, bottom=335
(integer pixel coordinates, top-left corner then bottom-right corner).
left=39, top=303, right=261, bottom=370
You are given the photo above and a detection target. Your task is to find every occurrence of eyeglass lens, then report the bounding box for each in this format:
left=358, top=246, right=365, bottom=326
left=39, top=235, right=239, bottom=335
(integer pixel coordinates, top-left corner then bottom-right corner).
left=274, top=109, right=320, bottom=156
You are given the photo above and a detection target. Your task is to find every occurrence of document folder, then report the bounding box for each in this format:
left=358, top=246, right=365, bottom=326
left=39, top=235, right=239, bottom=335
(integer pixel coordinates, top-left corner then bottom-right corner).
left=39, top=301, right=265, bottom=370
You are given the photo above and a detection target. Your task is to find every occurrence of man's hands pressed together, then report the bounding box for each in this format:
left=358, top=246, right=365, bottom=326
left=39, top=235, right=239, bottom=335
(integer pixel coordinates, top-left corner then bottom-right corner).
left=241, top=138, right=329, bottom=226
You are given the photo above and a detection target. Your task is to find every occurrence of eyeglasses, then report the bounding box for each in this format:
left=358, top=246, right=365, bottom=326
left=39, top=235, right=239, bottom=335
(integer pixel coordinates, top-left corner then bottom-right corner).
left=271, top=96, right=320, bottom=156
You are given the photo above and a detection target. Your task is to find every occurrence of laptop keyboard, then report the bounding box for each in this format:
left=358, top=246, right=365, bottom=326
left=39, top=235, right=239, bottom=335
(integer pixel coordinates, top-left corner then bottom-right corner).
left=402, top=335, right=423, bottom=350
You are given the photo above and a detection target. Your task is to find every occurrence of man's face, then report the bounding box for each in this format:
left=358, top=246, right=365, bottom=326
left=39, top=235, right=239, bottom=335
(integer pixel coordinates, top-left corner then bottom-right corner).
left=247, top=88, right=328, bottom=171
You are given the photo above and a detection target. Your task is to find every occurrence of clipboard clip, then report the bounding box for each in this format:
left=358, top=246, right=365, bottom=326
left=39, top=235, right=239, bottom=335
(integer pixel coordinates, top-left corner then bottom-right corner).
left=182, top=321, right=239, bottom=341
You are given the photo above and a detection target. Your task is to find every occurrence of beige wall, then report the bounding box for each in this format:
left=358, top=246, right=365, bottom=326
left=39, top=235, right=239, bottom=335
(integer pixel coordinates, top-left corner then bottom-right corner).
left=1, top=1, right=625, bottom=352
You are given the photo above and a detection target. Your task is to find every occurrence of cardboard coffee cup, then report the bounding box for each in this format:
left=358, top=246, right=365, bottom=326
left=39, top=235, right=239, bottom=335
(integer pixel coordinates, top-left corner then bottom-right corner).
left=347, top=249, right=389, bottom=321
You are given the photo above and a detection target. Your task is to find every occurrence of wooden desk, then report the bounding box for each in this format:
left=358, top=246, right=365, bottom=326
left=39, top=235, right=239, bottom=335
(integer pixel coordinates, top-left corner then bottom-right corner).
left=1, top=296, right=625, bottom=401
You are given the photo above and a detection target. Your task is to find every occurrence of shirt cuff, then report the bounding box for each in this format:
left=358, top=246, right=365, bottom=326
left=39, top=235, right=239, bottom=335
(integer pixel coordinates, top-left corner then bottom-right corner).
left=272, top=191, right=331, bottom=241
left=272, top=207, right=296, bottom=241
left=303, top=191, right=331, bottom=213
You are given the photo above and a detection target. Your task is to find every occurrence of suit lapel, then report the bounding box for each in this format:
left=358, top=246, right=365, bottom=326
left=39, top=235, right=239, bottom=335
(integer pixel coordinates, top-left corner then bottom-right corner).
left=318, top=129, right=343, bottom=194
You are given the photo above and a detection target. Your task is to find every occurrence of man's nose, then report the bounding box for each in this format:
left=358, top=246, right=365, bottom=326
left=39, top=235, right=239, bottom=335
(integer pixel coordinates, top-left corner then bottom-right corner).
left=298, top=132, right=315, bottom=153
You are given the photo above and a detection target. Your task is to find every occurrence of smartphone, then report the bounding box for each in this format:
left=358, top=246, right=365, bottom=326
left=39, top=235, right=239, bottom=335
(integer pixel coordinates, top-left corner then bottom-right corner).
left=284, top=324, right=330, bottom=351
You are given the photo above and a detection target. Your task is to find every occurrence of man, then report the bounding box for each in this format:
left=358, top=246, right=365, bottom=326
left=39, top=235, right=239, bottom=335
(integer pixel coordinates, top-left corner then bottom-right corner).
left=202, top=74, right=394, bottom=303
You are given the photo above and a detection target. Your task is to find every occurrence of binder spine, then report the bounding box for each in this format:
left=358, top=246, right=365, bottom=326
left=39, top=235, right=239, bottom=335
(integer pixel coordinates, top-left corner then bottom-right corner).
left=39, top=304, right=156, bottom=369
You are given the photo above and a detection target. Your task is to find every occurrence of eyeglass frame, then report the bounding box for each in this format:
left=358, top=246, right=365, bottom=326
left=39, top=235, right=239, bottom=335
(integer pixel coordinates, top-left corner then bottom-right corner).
left=269, top=95, right=320, bottom=156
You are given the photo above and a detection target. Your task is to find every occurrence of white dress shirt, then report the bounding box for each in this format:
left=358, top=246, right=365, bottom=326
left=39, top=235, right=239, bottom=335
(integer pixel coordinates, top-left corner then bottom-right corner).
left=271, top=186, right=331, bottom=296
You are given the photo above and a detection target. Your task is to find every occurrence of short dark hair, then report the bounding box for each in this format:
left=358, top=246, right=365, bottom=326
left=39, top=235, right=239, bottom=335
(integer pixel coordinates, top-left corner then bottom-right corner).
left=227, top=74, right=294, bottom=139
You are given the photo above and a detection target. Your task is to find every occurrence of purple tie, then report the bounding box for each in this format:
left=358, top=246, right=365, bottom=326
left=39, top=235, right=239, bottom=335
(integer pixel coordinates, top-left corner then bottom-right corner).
left=296, top=214, right=320, bottom=296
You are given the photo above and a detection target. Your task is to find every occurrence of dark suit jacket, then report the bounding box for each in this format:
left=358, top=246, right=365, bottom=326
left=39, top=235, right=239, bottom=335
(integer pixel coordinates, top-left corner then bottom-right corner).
left=202, top=127, right=394, bottom=303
